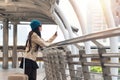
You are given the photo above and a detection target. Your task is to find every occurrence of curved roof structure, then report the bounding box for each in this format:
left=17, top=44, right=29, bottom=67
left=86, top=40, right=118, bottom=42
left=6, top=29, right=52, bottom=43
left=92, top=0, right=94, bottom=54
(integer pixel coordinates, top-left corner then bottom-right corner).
left=1, top=0, right=120, bottom=80
left=0, top=0, right=59, bottom=24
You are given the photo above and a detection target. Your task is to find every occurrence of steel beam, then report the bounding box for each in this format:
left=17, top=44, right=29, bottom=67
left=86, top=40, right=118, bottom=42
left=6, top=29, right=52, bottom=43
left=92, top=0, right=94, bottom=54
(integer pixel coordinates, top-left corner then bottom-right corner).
left=2, top=18, right=9, bottom=69
left=12, top=22, right=17, bottom=68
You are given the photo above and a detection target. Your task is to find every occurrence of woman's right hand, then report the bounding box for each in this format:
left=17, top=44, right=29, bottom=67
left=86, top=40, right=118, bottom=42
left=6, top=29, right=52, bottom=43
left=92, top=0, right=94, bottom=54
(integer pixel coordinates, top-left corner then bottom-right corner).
left=54, top=31, right=57, bottom=36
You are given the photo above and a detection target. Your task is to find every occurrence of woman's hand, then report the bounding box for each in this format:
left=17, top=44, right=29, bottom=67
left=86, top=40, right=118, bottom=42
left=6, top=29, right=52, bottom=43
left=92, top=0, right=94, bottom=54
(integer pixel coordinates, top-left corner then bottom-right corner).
left=54, top=31, right=57, bottom=36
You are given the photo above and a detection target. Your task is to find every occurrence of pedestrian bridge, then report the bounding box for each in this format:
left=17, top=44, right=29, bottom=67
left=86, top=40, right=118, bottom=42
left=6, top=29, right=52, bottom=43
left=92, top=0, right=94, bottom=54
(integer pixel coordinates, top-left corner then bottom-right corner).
left=0, top=0, right=120, bottom=80
left=1, top=27, right=120, bottom=80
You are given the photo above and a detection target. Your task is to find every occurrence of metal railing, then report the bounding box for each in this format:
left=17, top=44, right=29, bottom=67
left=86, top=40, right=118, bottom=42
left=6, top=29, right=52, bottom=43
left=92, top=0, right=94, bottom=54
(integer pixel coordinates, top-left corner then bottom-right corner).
left=42, top=27, right=120, bottom=80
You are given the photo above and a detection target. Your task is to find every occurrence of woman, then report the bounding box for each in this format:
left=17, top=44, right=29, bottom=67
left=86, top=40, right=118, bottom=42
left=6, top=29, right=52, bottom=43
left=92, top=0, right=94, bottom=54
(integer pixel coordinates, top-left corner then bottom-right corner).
left=20, top=19, right=57, bottom=80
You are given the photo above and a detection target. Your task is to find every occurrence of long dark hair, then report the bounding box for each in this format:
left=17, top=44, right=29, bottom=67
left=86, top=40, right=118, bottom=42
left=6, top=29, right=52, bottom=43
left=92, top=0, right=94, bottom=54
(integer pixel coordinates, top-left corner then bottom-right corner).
left=25, top=27, right=41, bottom=52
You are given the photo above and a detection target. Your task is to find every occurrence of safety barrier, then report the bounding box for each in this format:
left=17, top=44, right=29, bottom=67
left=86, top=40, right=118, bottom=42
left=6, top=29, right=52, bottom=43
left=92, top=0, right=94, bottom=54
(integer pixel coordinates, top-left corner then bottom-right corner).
left=42, top=47, right=120, bottom=80
left=42, top=27, right=120, bottom=80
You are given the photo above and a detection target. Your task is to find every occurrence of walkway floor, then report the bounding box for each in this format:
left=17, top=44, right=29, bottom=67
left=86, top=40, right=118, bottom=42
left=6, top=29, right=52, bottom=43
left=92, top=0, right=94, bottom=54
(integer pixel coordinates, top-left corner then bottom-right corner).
left=0, top=62, right=45, bottom=80
left=0, top=68, right=45, bottom=80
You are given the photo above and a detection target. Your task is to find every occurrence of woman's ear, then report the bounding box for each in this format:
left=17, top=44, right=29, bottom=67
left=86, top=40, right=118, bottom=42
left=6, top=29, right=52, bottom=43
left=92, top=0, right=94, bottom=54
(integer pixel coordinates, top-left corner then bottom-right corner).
left=39, top=26, right=42, bottom=31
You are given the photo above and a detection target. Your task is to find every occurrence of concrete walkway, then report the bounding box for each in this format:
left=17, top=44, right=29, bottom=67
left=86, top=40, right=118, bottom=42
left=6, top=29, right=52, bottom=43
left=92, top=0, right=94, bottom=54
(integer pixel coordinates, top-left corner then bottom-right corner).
left=0, top=68, right=45, bottom=80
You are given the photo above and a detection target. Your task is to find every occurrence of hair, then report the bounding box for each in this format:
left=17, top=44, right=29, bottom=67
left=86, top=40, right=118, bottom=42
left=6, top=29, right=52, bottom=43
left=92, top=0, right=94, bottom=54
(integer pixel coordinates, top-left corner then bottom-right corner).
left=25, top=27, right=41, bottom=52
left=32, top=26, right=41, bottom=37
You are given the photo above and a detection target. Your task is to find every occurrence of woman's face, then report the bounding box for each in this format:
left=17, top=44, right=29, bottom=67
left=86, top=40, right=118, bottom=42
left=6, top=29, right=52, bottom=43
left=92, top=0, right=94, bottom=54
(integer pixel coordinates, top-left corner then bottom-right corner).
left=39, top=26, right=42, bottom=31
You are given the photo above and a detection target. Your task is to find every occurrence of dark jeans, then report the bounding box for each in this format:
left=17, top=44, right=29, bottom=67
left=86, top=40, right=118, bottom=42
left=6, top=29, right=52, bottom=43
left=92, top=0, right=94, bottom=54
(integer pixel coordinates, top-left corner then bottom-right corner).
left=25, top=67, right=37, bottom=80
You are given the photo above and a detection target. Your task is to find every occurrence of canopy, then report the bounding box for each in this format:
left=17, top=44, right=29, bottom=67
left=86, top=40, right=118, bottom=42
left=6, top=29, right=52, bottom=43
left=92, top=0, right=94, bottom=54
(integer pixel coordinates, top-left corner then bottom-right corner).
left=0, top=0, right=59, bottom=24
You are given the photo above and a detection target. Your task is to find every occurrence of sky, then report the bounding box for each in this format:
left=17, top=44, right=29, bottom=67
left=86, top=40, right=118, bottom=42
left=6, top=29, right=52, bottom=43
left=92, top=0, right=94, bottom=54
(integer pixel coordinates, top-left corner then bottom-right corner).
left=0, top=24, right=65, bottom=45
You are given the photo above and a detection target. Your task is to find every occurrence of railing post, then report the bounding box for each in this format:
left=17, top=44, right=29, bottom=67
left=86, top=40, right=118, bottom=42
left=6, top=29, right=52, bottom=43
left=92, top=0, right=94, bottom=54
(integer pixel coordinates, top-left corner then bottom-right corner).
left=43, top=50, right=49, bottom=80
left=50, top=53, right=57, bottom=80
left=53, top=50, right=63, bottom=80
left=58, top=50, right=67, bottom=80
left=79, top=49, right=90, bottom=80
left=66, top=51, right=76, bottom=80
left=2, top=18, right=9, bottom=69
left=98, top=48, right=112, bottom=80
left=43, top=50, right=54, bottom=80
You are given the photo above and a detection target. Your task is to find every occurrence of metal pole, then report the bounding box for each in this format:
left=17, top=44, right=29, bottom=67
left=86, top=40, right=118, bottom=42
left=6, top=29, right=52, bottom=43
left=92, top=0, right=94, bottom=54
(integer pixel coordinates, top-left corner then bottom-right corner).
left=49, top=27, right=120, bottom=47
left=79, top=50, right=91, bottom=80
left=54, top=4, right=78, bottom=62
left=2, top=18, right=9, bottom=69
left=100, top=0, right=119, bottom=80
left=98, top=48, right=112, bottom=80
left=69, top=0, right=91, bottom=63
left=66, top=51, right=76, bottom=80
left=54, top=3, right=74, bottom=38
left=12, top=22, right=18, bottom=68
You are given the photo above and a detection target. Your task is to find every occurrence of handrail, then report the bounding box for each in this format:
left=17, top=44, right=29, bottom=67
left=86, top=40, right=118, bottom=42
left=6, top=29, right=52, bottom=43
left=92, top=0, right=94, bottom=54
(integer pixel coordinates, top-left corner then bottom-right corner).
left=49, top=27, right=120, bottom=47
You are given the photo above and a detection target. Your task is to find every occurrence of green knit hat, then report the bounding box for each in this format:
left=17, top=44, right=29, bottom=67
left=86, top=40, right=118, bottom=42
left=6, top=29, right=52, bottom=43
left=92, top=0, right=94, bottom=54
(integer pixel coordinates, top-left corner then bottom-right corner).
left=30, top=20, right=42, bottom=30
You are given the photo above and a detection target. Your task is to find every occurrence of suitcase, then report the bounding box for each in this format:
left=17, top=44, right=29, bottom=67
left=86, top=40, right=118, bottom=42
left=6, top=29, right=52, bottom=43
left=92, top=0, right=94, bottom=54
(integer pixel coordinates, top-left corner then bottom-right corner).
left=8, top=73, right=28, bottom=80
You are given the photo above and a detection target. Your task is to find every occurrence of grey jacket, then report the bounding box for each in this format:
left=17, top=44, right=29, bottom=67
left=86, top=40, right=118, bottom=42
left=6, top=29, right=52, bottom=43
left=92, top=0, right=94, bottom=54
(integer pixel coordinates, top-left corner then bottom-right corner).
left=24, top=32, right=57, bottom=61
